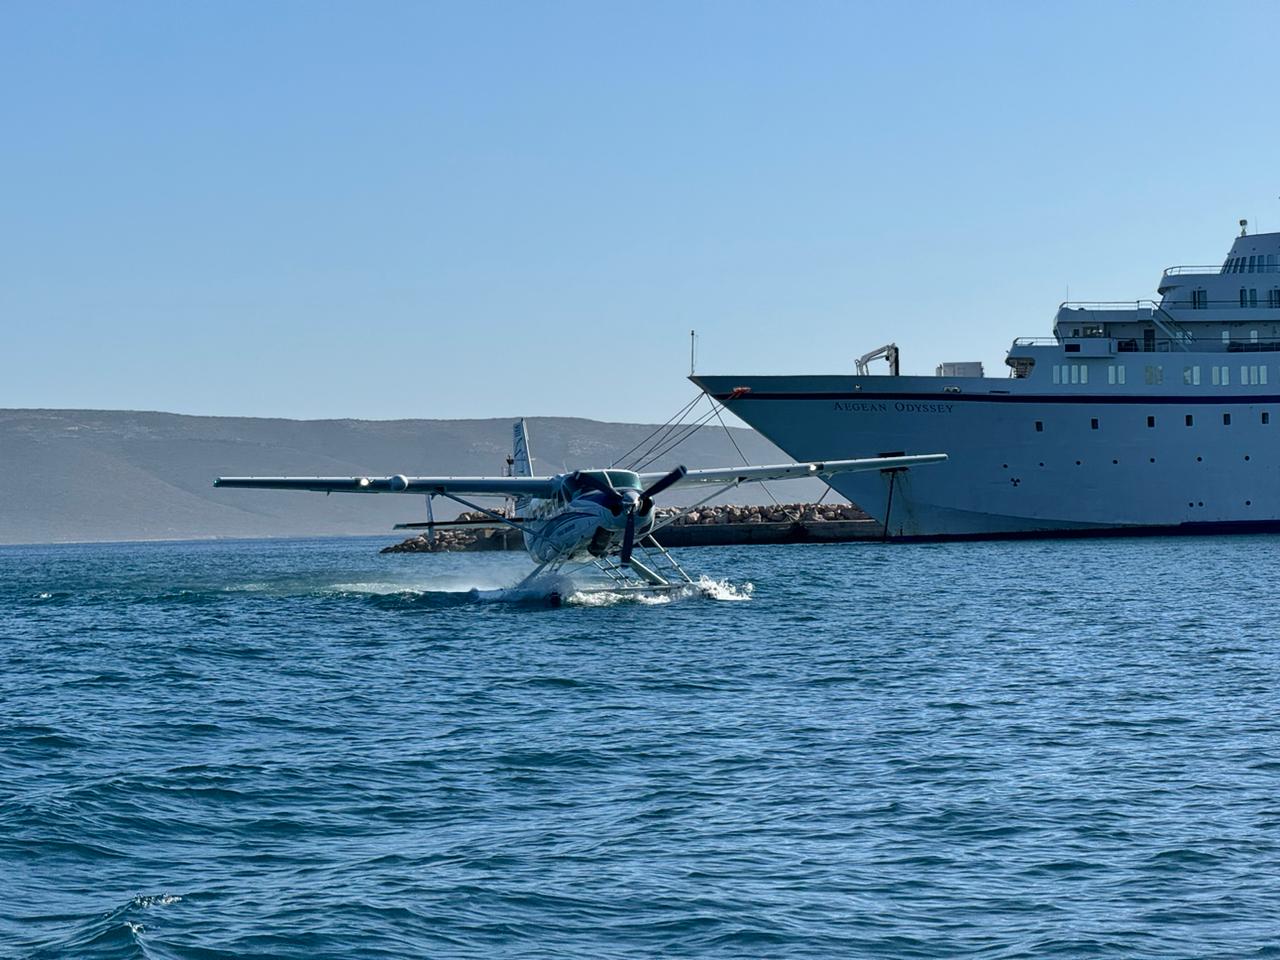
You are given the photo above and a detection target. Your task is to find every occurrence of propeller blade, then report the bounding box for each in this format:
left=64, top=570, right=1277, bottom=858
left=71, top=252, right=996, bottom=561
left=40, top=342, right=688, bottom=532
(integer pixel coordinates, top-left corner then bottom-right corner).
left=619, top=508, right=638, bottom=566
left=641, top=465, right=687, bottom=499
left=567, top=470, right=625, bottom=513
left=639, top=465, right=687, bottom=509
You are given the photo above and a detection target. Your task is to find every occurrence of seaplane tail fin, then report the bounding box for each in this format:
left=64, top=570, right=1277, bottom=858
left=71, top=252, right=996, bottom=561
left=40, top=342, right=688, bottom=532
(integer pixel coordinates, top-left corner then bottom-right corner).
left=512, top=419, right=533, bottom=477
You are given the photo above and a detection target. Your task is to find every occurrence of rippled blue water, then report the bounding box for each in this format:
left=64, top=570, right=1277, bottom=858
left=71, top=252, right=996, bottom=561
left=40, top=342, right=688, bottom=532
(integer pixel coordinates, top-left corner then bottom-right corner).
left=2, top=535, right=1279, bottom=958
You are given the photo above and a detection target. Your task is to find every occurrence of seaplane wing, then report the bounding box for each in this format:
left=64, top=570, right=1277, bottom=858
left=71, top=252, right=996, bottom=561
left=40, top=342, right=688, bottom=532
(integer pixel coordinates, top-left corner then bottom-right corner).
left=213, top=475, right=561, bottom=498
left=637, top=453, right=947, bottom=487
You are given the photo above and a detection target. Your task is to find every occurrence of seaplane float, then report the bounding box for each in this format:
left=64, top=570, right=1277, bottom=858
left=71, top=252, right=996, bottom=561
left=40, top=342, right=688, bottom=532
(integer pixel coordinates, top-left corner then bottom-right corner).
left=215, top=420, right=946, bottom=602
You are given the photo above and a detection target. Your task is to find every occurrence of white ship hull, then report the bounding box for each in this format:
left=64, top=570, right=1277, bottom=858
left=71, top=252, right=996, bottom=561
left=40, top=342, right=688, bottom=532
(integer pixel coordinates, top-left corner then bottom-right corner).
left=693, top=374, right=1280, bottom=539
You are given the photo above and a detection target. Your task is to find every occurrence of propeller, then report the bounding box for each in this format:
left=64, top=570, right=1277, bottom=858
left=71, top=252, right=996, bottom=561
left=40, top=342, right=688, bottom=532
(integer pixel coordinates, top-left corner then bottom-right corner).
left=619, top=465, right=687, bottom=566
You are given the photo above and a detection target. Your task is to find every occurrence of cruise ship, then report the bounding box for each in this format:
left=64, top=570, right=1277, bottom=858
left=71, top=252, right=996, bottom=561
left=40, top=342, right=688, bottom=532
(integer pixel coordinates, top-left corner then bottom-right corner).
left=693, top=223, right=1280, bottom=538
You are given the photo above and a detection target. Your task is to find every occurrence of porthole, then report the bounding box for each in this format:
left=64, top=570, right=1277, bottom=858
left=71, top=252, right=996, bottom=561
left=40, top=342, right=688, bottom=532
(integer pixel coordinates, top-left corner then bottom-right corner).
left=1196, top=456, right=1203, bottom=462
left=1149, top=457, right=1156, bottom=463
left=1038, top=462, right=1045, bottom=467
left=1075, top=460, right=1082, bottom=466
left=1112, top=459, right=1119, bottom=464
left=1245, top=455, right=1251, bottom=461
left=1198, top=501, right=1204, bottom=507
left=1246, top=500, right=1253, bottom=506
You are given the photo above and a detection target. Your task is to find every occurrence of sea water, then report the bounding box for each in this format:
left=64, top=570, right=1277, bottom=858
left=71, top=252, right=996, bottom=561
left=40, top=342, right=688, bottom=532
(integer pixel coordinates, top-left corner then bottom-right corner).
left=1, top=536, right=1278, bottom=958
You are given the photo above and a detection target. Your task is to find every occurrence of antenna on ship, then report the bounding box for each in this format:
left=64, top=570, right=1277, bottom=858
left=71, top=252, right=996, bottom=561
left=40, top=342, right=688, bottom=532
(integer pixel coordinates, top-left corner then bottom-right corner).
left=690, top=329, right=697, bottom=376
left=1240, top=218, right=1248, bottom=237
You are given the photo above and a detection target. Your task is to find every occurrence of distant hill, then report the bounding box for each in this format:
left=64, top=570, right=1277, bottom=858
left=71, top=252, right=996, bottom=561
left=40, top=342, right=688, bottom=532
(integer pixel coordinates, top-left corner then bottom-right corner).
left=0, top=410, right=844, bottom=544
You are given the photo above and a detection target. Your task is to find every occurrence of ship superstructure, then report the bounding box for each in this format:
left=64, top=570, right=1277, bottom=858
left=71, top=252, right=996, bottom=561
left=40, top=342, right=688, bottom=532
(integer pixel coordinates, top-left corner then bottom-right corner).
left=694, top=224, right=1280, bottom=538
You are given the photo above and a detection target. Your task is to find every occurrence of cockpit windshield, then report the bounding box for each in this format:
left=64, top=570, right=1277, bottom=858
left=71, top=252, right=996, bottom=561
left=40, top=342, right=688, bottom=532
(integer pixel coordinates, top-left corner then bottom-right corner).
left=561, top=469, right=642, bottom=497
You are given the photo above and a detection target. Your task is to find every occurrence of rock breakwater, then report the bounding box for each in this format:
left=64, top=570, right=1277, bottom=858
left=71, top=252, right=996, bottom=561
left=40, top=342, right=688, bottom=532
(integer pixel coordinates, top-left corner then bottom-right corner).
left=380, top=502, right=872, bottom=553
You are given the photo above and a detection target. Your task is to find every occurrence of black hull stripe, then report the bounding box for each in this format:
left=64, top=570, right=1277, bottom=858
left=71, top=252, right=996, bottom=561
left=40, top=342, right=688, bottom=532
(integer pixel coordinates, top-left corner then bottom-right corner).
left=716, top=391, right=1280, bottom=405
left=877, top=519, right=1280, bottom=543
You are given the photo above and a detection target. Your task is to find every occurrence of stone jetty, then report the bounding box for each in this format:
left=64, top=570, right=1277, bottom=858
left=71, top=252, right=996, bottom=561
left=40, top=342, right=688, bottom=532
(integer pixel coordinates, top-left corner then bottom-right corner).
left=380, top=502, right=877, bottom=554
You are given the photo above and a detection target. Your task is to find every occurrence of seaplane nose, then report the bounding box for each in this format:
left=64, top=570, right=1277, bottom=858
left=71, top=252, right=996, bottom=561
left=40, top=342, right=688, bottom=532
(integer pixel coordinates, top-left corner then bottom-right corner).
left=613, top=491, right=641, bottom=525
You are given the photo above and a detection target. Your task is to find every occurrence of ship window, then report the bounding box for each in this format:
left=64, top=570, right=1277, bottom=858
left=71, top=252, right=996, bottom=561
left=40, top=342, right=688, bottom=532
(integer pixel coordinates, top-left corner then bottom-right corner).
left=1192, top=289, right=1208, bottom=309
left=1091, top=418, right=1099, bottom=430
left=1053, top=365, right=1060, bottom=384
left=1183, top=365, right=1201, bottom=385
left=1224, top=413, right=1232, bottom=425
left=1270, top=289, right=1280, bottom=308
left=1035, top=420, right=1043, bottom=432
left=1147, top=415, right=1156, bottom=428
left=1264, top=412, right=1271, bottom=425
left=1250, top=289, right=1259, bottom=307
left=1223, top=330, right=1231, bottom=343
left=1242, top=364, right=1265, bottom=385
left=1252, top=330, right=1260, bottom=343
left=1269, top=254, right=1277, bottom=272
left=1241, top=288, right=1249, bottom=307
left=1249, top=255, right=1257, bottom=273
left=1070, top=365, right=1079, bottom=384
left=1186, top=414, right=1194, bottom=426
left=1212, top=365, right=1230, bottom=386
left=1144, top=365, right=1163, bottom=385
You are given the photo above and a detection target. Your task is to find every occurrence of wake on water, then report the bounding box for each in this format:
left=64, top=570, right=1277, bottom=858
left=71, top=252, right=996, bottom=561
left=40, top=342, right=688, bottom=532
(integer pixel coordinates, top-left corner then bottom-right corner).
left=224, top=564, right=752, bottom=608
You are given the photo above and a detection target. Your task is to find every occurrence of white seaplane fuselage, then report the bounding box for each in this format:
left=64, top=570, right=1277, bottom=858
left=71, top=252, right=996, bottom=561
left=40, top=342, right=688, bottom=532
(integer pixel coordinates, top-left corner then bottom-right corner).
left=519, top=470, right=650, bottom=564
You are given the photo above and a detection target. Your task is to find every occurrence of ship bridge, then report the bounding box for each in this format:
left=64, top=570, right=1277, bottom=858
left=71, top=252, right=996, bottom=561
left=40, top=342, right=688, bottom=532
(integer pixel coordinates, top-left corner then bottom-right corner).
left=1035, top=226, right=1280, bottom=364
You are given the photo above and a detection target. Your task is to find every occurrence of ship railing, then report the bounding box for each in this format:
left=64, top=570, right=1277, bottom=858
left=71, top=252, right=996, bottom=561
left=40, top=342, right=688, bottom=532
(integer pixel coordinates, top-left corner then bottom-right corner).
left=1012, top=335, right=1280, bottom=353
left=1165, top=264, right=1280, bottom=277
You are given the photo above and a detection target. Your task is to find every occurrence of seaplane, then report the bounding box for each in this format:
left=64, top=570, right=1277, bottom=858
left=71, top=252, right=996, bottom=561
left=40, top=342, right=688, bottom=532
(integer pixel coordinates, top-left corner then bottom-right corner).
left=215, top=420, right=946, bottom=601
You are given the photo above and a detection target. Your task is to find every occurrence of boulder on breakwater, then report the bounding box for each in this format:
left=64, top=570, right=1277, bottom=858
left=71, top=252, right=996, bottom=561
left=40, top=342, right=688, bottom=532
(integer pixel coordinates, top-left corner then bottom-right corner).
left=380, top=502, right=873, bottom=553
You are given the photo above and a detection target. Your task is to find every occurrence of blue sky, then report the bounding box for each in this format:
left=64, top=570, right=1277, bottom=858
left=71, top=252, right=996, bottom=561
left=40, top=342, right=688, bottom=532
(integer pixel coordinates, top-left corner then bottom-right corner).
left=3, top=1, right=1279, bottom=422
